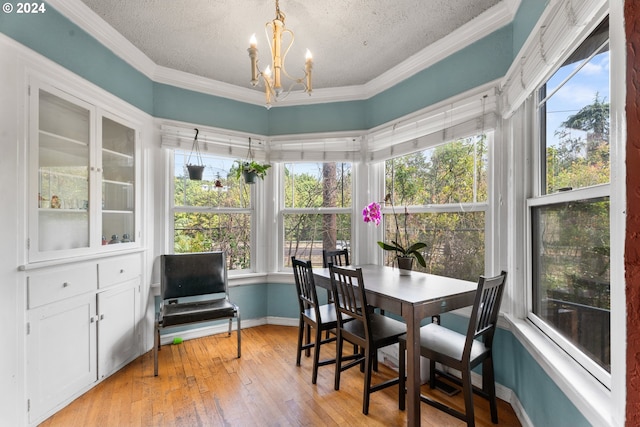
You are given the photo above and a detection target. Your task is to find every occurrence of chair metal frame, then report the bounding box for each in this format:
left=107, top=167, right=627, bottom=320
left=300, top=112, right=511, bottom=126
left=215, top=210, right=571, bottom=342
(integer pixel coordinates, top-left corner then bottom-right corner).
left=330, top=264, right=406, bottom=415
left=154, top=252, right=241, bottom=376
left=398, top=271, right=507, bottom=426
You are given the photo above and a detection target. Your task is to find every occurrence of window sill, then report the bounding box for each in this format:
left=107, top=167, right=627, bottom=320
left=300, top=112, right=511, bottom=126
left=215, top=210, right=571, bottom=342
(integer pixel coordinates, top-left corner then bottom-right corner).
left=504, top=315, right=612, bottom=426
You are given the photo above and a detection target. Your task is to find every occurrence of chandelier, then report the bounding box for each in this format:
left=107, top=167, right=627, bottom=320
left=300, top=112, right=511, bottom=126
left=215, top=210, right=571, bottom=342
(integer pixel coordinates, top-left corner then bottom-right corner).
left=248, top=0, right=313, bottom=108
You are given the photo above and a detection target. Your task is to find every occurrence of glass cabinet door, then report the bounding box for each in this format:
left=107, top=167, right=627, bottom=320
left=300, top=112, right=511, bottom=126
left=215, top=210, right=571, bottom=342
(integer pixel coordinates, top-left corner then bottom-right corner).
left=36, top=89, right=91, bottom=253
left=101, top=116, right=136, bottom=245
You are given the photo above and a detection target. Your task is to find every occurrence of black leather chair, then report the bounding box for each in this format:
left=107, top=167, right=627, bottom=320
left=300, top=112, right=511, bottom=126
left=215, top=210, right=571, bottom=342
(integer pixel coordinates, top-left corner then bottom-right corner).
left=398, top=271, right=507, bottom=426
left=329, top=264, right=406, bottom=415
left=154, top=252, right=241, bottom=376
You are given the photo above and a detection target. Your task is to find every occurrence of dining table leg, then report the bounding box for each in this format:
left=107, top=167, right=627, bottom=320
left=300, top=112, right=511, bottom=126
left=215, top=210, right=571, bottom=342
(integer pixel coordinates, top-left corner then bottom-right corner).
left=404, top=304, right=422, bottom=427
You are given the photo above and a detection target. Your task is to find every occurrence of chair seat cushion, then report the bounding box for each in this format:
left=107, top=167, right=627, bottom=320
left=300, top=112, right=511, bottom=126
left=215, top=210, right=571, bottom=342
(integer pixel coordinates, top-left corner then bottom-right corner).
left=415, top=323, right=488, bottom=362
left=161, top=298, right=237, bottom=327
left=343, top=313, right=406, bottom=346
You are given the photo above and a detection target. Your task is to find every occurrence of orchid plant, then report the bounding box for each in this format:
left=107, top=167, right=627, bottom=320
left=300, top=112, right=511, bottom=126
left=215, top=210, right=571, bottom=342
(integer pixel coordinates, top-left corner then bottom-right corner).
left=363, top=194, right=427, bottom=267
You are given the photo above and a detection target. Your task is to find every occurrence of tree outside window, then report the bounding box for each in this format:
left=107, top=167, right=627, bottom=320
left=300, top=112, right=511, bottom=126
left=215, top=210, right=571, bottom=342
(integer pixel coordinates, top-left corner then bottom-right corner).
left=283, top=162, right=352, bottom=268
left=384, top=136, right=488, bottom=282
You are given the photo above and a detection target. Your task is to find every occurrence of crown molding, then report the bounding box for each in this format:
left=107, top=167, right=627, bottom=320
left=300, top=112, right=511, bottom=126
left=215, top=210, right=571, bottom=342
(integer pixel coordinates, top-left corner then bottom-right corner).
left=48, top=0, right=519, bottom=107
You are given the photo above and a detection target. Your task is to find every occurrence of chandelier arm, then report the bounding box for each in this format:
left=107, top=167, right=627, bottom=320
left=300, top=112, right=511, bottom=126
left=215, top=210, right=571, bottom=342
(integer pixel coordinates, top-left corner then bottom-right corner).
left=279, top=28, right=295, bottom=79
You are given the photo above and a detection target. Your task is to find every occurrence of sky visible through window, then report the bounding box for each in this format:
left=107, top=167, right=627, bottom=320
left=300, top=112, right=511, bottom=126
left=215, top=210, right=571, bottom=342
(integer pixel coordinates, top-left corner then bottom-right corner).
left=545, top=49, right=609, bottom=149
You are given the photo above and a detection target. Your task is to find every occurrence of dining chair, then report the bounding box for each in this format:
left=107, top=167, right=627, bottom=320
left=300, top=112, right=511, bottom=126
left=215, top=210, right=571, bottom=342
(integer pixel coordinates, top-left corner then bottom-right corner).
left=398, top=271, right=507, bottom=426
left=292, top=257, right=342, bottom=384
left=329, top=264, right=407, bottom=415
left=322, top=248, right=350, bottom=268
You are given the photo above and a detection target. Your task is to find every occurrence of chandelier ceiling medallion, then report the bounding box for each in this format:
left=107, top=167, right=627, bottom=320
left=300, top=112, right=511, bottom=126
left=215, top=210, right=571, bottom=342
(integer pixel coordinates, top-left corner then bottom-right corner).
left=248, top=0, right=313, bottom=108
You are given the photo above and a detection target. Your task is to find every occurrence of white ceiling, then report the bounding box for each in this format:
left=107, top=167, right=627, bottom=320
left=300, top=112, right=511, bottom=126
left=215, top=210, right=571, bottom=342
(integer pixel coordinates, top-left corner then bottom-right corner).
left=72, top=0, right=510, bottom=103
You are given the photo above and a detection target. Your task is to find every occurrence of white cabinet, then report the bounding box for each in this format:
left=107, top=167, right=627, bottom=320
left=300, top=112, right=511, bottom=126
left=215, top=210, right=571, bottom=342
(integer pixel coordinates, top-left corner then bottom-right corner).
left=26, top=254, right=141, bottom=424
left=28, top=80, right=139, bottom=262
left=98, top=280, right=139, bottom=378
left=27, top=292, right=97, bottom=423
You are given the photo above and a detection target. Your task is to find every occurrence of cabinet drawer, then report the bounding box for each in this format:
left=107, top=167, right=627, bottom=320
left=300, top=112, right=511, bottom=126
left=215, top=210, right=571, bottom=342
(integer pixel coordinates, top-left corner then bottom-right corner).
left=98, top=254, right=141, bottom=288
left=28, top=264, right=97, bottom=309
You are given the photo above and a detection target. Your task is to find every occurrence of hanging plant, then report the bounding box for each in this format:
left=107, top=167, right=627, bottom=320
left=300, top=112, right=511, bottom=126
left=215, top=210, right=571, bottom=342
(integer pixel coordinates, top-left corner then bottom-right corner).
left=186, top=128, right=205, bottom=180
left=234, top=138, right=271, bottom=184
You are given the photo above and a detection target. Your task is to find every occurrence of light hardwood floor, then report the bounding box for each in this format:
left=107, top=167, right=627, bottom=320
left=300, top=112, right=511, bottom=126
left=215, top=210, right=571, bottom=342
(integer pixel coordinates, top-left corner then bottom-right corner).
left=40, top=325, right=522, bottom=427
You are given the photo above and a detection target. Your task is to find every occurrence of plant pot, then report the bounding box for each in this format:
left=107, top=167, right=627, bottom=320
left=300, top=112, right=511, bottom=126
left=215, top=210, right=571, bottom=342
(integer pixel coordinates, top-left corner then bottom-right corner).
left=187, top=164, right=205, bottom=180
left=242, top=169, right=258, bottom=184
left=397, top=256, right=413, bottom=275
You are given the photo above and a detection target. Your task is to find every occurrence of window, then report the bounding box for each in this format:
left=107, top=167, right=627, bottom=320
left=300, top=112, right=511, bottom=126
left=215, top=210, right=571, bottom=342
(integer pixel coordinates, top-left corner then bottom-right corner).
left=383, top=135, right=488, bottom=282
left=530, top=17, right=610, bottom=382
left=172, top=150, right=252, bottom=271
left=282, top=162, right=352, bottom=268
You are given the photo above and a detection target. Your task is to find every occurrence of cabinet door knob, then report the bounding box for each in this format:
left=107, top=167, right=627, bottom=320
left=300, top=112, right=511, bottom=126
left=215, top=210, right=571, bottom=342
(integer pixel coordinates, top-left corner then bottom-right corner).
left=120, top=269, right=125, bottom=274
left=63, top=282, right=70, bottom=288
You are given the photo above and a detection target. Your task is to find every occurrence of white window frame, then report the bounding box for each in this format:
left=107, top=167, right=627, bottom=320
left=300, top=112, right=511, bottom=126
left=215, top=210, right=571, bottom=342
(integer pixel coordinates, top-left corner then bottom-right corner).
left=526, top=12, right=611, bottom=387
left=377, top=131, right=496, bottom=280
left=162, top=125, right=264, bottom=275
left=278, top=160, right=355, bottom=271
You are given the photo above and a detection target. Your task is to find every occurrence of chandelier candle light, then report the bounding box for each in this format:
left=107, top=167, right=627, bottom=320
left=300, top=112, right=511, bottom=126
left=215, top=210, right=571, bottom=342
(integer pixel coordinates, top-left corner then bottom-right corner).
left=248, top=0, right=313, bottom=108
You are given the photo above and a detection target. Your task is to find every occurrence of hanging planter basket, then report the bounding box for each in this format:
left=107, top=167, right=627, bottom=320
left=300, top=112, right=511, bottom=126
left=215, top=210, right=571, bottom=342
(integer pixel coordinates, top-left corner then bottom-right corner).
left=186, top=128, right=205, bottom=181
left=242, top=168, right=259, bottom=184
left=234, top=138, right=271, bottom=184
left=187, top=164, right=205, bottom=180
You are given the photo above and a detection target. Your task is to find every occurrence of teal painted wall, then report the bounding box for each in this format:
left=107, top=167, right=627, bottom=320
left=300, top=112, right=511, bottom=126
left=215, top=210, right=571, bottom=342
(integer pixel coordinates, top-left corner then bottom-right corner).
left=365, top=25, right=513, bottom=128
left=267, top=100, right=368, bottom=135
left=153, top=83, right=270, bottom=135
left=512, top=0, right=548, bottom=56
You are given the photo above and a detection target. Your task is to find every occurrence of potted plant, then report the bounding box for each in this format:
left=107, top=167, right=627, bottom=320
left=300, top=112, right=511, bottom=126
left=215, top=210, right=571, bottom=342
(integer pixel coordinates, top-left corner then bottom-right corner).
left=363, top=194, right=427, bottom=274
left=234, top=160, right=271, bottom=184
left=186, top=128, right=205, bottom=180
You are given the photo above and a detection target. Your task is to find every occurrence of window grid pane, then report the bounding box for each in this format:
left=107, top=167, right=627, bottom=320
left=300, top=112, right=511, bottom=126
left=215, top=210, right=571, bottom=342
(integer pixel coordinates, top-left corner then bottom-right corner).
left=382, top=211, right=485, bottom=282
left=284, top=162, right=352, bottom=209
left=283, top=213, right=351, bottom=268
left=172, top=151, right=253, bottom=271
left=531, top=197, right=610, bottom=372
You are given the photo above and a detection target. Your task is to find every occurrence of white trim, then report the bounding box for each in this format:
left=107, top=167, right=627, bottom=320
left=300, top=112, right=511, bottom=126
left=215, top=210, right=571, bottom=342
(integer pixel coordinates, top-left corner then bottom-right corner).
left=607, top=0, right=627, bottom=424
left=506, top=316, right=613, bottom=426
left=47, top=0, right=519, bottom=107
left=500, top=0, right=608, bottom=118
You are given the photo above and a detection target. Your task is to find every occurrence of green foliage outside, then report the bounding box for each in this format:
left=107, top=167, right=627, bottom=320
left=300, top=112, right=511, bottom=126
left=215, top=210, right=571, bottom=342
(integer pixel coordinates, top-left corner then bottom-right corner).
left=283, top=163, right=352, bottom=267
left=536, top=95, right=611, bottom=372
left=174, top=163, right=251, bottom=270
left=383, top=137, right=488, bottom=282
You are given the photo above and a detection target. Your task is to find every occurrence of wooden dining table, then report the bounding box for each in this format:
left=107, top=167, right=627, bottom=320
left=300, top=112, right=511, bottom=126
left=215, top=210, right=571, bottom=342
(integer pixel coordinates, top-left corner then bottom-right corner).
left=313, top=264, right=477, bottom=427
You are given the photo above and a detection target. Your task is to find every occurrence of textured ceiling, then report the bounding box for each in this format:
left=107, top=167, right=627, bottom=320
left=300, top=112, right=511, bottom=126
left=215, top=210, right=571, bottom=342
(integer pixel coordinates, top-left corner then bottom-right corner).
left=79, top=0, right=501, bottom=92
